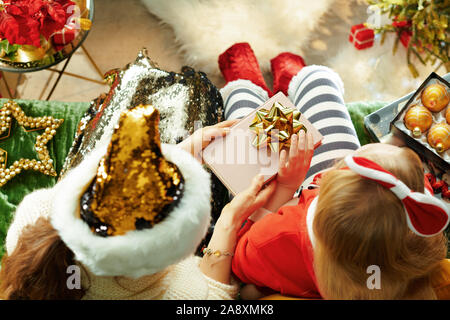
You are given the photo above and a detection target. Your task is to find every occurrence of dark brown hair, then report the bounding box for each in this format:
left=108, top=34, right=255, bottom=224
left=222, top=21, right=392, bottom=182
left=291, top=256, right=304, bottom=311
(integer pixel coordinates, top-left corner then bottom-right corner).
left=0, top=217, right=86, bottom=300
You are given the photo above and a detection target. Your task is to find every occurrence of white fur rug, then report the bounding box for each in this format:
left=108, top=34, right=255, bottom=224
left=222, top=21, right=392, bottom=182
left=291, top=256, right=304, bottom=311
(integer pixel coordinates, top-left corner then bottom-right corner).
left=141, top=0, right=444, bottom=102
left=141, top=0, right=333, bottom=75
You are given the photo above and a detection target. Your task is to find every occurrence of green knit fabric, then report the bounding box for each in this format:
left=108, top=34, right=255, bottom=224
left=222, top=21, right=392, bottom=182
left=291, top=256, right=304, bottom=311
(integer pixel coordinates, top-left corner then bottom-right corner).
left=0, top=99, right=384, bottom=259
left=0, top=99, right=90, bottom=258
left=346, top=101, right=387, bottom=146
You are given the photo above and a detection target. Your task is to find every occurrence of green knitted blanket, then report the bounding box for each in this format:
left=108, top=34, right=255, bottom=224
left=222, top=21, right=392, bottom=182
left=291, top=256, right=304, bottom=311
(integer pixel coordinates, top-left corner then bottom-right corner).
left=0, top=99, right=385, bottom=259
left=0, top=99, right=90, bottom=258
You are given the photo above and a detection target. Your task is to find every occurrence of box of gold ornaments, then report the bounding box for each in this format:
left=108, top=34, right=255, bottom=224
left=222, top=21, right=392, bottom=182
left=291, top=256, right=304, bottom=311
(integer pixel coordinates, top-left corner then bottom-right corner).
left=392, top=72, right=450, bottom=172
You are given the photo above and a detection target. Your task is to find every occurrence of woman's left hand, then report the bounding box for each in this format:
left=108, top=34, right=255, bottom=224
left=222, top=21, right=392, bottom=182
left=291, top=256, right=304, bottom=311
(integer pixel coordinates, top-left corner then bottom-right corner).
left=178, top=119, right=239, bottom=162
left=220, top=175, right=277, bottom=231
left=277, top=130, right=314, bottom=191
left=261, top=130, right=314, bottom=213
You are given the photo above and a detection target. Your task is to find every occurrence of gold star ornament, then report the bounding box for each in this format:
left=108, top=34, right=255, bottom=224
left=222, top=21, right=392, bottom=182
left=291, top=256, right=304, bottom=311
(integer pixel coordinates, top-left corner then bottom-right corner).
left=0, top=100, right=64, bottom=187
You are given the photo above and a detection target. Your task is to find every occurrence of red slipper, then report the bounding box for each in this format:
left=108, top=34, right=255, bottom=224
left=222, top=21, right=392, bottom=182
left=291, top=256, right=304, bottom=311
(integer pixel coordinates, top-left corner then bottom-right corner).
left=218, top=42, right=272, bottom=96
left=271, top=52, right=306, bottom=96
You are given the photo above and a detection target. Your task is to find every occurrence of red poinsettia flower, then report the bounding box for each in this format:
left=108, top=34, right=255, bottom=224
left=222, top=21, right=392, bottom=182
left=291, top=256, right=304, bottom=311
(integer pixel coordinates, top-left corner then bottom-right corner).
left=0, top=2, right=41, bottom=47
left=27, top=0, right=75, bottom=40
left=0, top=0, right=76, bottom=47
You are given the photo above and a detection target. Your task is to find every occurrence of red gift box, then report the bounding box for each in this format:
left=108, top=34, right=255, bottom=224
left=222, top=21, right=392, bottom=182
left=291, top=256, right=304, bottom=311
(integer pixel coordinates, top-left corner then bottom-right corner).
left=202, top=92, right=323, bottom=196
left=52, top=24, right=79, bottom=50
left=349, top=24, right=374, bottom=50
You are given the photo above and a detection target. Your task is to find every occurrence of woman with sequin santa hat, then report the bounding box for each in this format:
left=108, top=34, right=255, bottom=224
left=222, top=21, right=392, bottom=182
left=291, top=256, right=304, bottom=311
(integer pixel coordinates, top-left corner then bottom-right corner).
left=0, top=103, right=277, bottom=300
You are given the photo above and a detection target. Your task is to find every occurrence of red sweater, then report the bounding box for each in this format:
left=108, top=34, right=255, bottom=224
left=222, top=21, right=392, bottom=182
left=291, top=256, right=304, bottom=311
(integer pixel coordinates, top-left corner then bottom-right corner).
left=232, top=188, right=321, bottom=298
left=232, top=177, right=435, bottom=298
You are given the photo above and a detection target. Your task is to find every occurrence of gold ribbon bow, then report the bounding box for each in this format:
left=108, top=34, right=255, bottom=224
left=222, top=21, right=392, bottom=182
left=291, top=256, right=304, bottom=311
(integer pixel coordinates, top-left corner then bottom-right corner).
left=249, top=102, right=306, bottom=152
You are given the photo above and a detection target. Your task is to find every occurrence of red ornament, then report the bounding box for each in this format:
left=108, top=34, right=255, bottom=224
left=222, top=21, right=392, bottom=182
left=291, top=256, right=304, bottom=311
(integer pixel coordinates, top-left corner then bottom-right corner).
left=400, top=30, right=412, bottom=48
left=425, top=173, right=450, bottom=200
left=392, top=16, right=414, bottom=48
left=349, top=24, right=374, bottom=50
left=392, top=17, right=412, bottom=28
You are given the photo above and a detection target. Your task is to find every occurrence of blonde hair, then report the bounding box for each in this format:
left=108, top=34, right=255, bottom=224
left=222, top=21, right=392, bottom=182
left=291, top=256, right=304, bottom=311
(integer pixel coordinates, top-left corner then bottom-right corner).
left=313, top=147, right=447, bottom=299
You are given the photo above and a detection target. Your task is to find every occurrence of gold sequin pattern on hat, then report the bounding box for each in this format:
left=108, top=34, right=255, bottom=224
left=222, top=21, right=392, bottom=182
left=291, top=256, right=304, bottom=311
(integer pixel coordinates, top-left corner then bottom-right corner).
left=82, top=104, right=184, bottom=236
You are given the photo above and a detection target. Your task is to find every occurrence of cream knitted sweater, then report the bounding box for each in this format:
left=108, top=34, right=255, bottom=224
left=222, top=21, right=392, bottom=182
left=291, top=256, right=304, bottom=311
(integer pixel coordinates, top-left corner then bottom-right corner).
left=5, top=188, right=239, bottom=300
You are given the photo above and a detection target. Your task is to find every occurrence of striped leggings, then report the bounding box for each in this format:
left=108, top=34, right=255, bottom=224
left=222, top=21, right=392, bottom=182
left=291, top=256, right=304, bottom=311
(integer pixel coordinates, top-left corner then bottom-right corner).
left=220, top=65, right=361, bottom=188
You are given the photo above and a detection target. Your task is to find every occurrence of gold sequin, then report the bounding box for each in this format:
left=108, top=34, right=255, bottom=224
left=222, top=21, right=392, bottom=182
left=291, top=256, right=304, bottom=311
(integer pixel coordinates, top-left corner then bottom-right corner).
left=83, top=105, right=184, bottom=236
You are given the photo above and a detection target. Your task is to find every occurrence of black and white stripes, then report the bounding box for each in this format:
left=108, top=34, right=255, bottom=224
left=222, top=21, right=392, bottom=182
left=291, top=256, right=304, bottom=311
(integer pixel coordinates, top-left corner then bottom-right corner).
left=220, top=79, right=269, bottom=120
left=220, top=66, right=360, bottom=188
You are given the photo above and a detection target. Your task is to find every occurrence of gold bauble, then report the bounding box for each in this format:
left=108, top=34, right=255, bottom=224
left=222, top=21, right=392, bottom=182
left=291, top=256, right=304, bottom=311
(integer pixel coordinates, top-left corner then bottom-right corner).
left=446, top=107, right=450, bottom=125
left=421, top=83, right=450, bottom=112
left=404, top=105, right=433, bottom=137
left=427, top=122, right=450, bottom=153
left=15, top=45, right=46, bottom=63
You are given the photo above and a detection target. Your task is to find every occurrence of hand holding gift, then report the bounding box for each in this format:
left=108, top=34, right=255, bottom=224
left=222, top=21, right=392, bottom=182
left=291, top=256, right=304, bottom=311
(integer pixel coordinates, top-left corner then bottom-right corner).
left=221, top=174, right=277, bottom=231
left=277, top=130, right=314, bottom=191
left=203, top=92, right=323, bottom=196
left=178, top=119, right=239, bottom=163
left=249, top=101, right=314, bottom=191
left=261, top=130, right=314, bottom=213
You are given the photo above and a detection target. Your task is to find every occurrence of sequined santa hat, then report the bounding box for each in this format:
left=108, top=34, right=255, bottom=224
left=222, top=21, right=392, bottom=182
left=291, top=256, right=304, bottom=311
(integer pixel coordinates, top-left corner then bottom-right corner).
left=51, top=104, right=211, bottom=278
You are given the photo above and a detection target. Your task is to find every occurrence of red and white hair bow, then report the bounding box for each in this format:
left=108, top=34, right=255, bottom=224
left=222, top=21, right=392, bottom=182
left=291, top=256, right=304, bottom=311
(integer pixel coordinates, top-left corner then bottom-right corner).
left=344, top=155, right=449, bottom=237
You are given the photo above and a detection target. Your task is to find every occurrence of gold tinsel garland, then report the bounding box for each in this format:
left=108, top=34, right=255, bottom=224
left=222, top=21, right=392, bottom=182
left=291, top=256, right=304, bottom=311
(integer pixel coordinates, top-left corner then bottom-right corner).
left=367, top=0, right=450, bottom=77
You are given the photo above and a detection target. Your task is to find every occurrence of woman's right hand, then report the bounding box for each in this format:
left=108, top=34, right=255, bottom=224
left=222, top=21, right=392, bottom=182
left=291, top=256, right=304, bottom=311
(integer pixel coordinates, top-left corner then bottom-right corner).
left=177, top=119, right=239, bottom=162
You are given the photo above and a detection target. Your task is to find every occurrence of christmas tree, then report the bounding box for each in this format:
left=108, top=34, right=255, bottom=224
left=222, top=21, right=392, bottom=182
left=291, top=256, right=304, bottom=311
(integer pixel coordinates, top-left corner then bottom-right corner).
left=367, top=0, right=449, bottom=77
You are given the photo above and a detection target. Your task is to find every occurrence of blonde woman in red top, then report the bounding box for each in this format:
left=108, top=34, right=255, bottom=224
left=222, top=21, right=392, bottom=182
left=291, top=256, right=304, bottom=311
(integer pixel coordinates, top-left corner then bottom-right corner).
left=213, top=43, right=449, bottom=300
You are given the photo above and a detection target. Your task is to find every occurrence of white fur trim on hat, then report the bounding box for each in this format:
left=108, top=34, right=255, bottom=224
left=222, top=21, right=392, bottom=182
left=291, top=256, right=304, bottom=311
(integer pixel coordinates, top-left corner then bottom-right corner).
left=51, top=144, right=212, bottom=278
